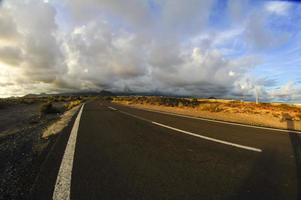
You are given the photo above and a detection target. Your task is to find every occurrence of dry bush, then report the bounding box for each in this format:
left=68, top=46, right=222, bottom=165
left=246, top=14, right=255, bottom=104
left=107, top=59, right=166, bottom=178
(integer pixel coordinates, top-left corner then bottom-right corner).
left=114, top=96, right=301, bottom=119
left=40, top=102, right=59, bottom=115
left=21, top=98, right=35, bottom=104
left=294, top=113, right=301, bottom=121
left=227, top=101, right=242, bottom=108
left=201, top=104, right=224, bottom=112
left=64, top=100, right=81, bottom=110
left=272, top=113, right=281, bottom=118
left=103, top=96, right=113, bottom=101
left=280, top=113, right=293, bottom=122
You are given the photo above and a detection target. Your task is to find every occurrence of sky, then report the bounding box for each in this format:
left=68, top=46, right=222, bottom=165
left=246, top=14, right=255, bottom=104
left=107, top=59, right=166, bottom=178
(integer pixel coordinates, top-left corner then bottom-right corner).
left=0, top=0, right=301, bottom=102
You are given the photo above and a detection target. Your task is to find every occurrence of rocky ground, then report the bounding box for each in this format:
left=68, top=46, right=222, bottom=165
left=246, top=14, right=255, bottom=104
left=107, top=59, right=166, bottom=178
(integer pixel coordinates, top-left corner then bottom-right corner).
left=0, top=103, right=63, bottom=199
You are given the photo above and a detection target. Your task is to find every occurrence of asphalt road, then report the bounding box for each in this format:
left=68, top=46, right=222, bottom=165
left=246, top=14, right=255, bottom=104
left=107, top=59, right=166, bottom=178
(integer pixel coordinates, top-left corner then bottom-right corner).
left=32, top=100, right=301, bottom=200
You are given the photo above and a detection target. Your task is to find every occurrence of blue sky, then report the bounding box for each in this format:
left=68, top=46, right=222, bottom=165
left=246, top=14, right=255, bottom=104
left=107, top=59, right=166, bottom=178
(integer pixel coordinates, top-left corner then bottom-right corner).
left=0, top=0, right=300, bottom=102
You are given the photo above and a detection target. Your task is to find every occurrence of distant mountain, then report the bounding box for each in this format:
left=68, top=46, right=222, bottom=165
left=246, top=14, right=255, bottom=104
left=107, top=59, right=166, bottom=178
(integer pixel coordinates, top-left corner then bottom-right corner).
left=98, top=90, right=115, bottom=96
left=23, top=93, right=50, bottom=98
left=23, top=90, right=115, bottom=98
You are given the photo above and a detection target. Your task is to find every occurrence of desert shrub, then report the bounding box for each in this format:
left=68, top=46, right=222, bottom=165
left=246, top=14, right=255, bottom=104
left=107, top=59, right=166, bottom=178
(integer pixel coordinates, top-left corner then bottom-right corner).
left=258, top=102, right=271, bottom=109
left=21, top=98, right=35, bottom=104
left=103, top=96, right=113, bottom=101
left=47, top=96, right=55, bottom=102
left=189, top=98, right=200, bottom=107
left=64, top=100, right=81, bottom=110
left=63, top=96, right=72, bottom=102
left=201, top=104, right=221, bottom=112
left=178, top=101, right=184, bottom=107
left=278, top=104, right=293, bottom=110
left=272, top=113, right=280, bottom=118
left=280, top=113, right=293, bottom=121
left=52, top=96, right=61, bottom=102
left=227, top=101, right=242, bottom=108
left=159, top=97, right=179, bottom=107
left=40, top=102, right=59, bottom=115
left=113, top=96, right=202, bottom=108
left=295, top=113, right=301, bottom=120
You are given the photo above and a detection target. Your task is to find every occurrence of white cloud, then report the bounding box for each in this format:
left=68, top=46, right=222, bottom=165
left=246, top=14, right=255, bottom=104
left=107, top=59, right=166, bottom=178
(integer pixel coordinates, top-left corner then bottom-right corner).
left=265, top=1, right=291, bottom=16
left=269, top=82, right=301, bottom=102
left=0, top=0, right=298, bottom=101
left=0, top=0, right=259, bottom=97
left=229, top=71, right=235, bottom=77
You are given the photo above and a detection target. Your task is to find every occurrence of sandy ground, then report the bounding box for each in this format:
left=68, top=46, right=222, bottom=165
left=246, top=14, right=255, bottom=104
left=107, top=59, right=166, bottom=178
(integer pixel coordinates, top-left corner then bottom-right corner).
left=114, top=102, right=301, bottom=132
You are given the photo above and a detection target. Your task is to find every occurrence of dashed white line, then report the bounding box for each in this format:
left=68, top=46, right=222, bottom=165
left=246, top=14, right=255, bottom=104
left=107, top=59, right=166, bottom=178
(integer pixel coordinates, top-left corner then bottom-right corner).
left=152, top=121, right=262, bottom=153
left=53, top=104, right=85, bottom=200
left=113, top=107, right=262, bottom=153
left=119, top=110, right=150, bottom=122
left=108, top=106, right=117, bottom=111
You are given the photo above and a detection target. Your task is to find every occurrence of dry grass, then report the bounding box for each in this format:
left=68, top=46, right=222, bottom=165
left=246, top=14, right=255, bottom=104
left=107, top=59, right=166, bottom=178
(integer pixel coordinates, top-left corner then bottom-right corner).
left=113, top=96, right=301, bottom=120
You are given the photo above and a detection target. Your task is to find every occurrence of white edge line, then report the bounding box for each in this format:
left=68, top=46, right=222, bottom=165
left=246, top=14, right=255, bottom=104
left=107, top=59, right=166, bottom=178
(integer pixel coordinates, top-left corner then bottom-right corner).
left=114, top=107, right=262, bottom=153
left=117, top=105, right=301, bottom=134
left=53, top=104, right=85, bottom=200
left=152, top=121, right=262, bottom=153
left=108, top=106, right=117, bottom=111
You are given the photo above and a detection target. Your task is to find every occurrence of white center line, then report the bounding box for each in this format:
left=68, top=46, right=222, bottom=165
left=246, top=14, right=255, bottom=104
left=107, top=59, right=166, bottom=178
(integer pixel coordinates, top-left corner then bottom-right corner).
left=53, top=104, right=85, bottom=200
left=112, top=106, right=262, bottom=153
left=152, top=121, right=262, bottom=153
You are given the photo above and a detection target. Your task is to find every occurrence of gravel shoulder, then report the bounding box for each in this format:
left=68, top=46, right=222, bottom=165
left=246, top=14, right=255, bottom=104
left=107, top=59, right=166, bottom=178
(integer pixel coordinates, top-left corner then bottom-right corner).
left=0, top=102, right=80, bottom=200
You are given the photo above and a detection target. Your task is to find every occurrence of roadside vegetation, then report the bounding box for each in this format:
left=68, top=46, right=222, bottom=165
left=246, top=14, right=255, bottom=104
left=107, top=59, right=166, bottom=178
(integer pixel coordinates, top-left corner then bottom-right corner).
left=64, top=100, right=82, bottom=110
left=113, top=96, right=301, bottom=122
left=0, top=98, right=37, bottom=109
left=39, top=102, right=60, bottom=115
left=1, top=96, right=85, bottom=113
left=114, top=96, right=200, bottom=107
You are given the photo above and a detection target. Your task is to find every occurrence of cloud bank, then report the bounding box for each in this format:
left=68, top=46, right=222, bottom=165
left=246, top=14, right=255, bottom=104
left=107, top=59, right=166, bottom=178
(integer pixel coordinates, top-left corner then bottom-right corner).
left=0, top=0, right=300, bottom=102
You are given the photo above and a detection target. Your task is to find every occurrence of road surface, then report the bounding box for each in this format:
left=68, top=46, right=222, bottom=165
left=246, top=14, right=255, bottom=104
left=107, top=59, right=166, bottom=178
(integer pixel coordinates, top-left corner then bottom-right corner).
left=31, top=100, right=301, bottom=200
